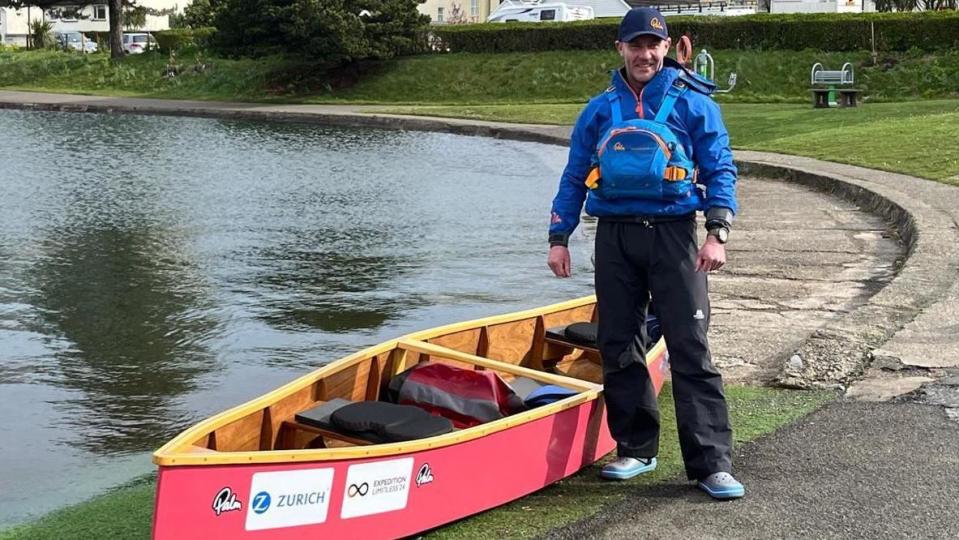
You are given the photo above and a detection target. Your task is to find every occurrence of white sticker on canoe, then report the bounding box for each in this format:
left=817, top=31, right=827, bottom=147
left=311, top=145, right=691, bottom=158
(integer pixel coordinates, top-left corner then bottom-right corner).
left=245, top=468, right=334, bottom=531
left=340, top=457, right=414, bottom=519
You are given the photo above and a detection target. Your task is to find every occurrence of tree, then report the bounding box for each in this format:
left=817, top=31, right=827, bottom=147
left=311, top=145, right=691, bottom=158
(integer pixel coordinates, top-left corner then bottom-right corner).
left=446, top=2, right=467, bottom=24
left=105, top=0, right=123, bottom=57
left=214, top=0, right=429, bottom=63
left=29, top=19, right=54, bottom=48
left=172, top=0, right=221, bottom=28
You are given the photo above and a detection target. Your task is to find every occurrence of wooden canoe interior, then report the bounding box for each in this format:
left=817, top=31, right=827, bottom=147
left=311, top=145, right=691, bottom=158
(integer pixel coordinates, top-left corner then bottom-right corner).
left=186, top=301, right=603, bottom=455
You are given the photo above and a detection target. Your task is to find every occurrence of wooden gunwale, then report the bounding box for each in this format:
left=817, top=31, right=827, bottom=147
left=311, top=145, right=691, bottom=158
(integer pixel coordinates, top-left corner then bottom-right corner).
left=153, top=295, right=630, bottom=467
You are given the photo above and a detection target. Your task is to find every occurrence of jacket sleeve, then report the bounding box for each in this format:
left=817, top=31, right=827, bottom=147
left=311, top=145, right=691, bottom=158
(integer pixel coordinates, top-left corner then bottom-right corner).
left=686, top=95, right=738, bottom=215
left=548, top=103, right=600, bottom=246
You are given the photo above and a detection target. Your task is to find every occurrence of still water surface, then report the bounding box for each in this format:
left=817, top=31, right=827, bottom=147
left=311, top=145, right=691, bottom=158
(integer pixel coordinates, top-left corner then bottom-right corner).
left=0, top=110, right=595, bottom=526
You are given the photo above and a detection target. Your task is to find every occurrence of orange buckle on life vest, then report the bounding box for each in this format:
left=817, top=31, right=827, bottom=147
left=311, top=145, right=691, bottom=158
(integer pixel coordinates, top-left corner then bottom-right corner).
left=585, top=167, right=601, bottom=189
left=664, top=166, right=688, bottom=181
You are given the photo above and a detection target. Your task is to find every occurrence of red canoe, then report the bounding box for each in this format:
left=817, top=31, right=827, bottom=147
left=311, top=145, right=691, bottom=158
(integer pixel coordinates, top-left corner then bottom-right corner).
left=152, top=296, right=667, bottom=539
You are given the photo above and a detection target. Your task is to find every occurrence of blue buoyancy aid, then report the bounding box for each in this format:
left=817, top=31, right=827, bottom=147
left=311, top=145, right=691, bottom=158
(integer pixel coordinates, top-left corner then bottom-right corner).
left=548, top=60, right=737, bottom=245
left=589, top=80, right=696, bottom=202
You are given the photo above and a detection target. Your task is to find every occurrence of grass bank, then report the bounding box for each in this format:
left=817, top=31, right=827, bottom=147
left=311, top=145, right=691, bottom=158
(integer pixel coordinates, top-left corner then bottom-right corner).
left=5, top=48, right=957, bottom=182
left=0, top=384, right=834, bottom=540
left=377, top=100, right=959, bottom=184
left=1, top=48, right=958, bottom=104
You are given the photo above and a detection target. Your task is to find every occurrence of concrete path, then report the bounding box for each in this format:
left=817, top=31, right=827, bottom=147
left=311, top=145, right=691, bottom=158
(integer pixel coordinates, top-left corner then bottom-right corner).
left=3, top=90, right=958, bottom=538
left=546, top=401, right=959, bottom=540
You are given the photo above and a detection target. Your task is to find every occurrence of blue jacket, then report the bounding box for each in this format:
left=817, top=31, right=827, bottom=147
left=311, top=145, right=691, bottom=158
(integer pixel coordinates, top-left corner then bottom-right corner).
left=549, top=59, right=737, bottom=243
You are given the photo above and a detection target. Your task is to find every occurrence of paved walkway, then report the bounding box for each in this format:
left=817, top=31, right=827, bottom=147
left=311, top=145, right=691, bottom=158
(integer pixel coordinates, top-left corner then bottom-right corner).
left=3, top=90, right=958, bottom=538
left=547, top=401, right=959, bottom=540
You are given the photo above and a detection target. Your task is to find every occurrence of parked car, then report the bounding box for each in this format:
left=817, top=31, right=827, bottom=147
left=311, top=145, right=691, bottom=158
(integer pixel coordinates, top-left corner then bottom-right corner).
left=54, top=32, right=98, bottom=53
left=122, top=33, right=157, bottom=54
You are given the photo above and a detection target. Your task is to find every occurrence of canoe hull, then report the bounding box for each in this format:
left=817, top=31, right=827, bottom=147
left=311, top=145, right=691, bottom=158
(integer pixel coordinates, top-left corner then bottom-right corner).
left=153, top=397, right=614, bottom=540
left=152, top=294, right=671, bottom=539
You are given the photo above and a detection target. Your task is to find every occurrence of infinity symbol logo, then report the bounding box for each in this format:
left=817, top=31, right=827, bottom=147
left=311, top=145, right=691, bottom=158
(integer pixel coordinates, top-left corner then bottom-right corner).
left=347, top=482, right=369, bottom=497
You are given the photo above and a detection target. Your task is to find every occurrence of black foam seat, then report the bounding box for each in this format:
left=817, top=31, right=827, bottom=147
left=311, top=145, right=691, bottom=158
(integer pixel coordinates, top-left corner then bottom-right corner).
left=547, top=314, right=662, bottom=351
left=546, top=322, right=599, bottom=349
left=330, top=401, right=453, bottom=443
left=296, top=398, right=353, bottom=429
left=564, top=322, right=598, bottom=347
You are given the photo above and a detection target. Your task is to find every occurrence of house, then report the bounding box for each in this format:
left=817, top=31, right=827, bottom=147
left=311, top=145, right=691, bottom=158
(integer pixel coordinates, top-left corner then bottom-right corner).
left=626, top=0, right=875, bottom=14
left=419, top=0, right=503, bottom=24
left=769, top=0, right=875, bottom=12
left=625, top=0, right=758, bottom=15
left=1, top=0, right=179, bottom=47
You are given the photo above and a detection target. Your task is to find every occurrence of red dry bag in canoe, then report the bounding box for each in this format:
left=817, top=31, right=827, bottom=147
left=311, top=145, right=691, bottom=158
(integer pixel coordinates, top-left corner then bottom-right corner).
left=388, top=362, right=526, bottom=428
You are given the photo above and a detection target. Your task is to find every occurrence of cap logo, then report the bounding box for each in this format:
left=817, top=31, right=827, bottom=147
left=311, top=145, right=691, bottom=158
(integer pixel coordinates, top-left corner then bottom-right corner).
left=650, top=18, right=664, bottom=30
left=613, top=142, right=625, bottom=151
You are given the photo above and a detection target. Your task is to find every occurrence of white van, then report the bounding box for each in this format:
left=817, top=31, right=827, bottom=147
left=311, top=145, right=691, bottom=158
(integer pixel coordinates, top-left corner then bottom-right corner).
left=487, top=1, right=595, bottom=22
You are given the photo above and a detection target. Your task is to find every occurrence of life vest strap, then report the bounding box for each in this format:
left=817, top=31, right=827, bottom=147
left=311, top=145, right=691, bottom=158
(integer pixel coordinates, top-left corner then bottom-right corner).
left=664, top=166, right=687, bottom=181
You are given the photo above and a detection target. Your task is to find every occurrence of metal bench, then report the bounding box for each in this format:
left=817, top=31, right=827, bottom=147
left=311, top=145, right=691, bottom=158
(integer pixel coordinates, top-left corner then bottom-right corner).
left=810, top=62, right=861, bottom=108
left=811, top=62, right=854, bottom=86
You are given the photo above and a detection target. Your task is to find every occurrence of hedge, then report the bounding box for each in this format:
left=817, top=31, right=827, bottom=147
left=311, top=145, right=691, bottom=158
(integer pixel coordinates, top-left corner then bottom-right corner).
left=430, top=11, right=959, bottom=53
left=154, top=27, right=217, bottom=52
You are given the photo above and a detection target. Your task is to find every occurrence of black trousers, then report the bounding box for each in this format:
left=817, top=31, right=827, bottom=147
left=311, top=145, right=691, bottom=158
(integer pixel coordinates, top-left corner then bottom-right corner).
left=594, top=217, right=732, bottom=481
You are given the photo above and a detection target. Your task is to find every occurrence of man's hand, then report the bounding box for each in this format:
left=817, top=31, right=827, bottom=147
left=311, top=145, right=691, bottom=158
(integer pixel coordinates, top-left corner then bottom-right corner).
left=695, top=236, right=726, bottom=272
left=548, top=246, right=571, bottom=278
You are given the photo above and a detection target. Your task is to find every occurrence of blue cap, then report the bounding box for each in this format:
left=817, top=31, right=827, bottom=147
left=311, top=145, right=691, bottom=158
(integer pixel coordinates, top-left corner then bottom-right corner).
left=618, top=7, right=669, bottom=43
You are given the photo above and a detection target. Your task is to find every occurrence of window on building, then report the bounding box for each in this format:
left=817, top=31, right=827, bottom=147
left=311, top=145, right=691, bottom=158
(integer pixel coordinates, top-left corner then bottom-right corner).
left=470, top=0, right=479, bottom=16
left=48, top=6, right=81, bottom=21
left=94, top=5, right=107, bottom=20
left=437, top=6, right=444, bottom=22
left=61, top=6, right=80, bottom=21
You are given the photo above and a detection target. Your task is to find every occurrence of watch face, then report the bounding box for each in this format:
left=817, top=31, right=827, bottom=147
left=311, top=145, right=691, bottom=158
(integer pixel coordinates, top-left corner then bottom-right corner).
left=709, top=228, right=728, bottom=243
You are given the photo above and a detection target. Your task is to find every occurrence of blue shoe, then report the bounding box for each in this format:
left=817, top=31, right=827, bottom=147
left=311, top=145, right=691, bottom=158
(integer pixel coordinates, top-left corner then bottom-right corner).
left=697, top=472, right=745, bottom=499
left=600, top=457, right=657, bottom=480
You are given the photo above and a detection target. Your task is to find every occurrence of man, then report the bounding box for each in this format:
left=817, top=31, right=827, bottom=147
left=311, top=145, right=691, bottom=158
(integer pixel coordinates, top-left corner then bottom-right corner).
left=546, top=7, right=743, bottom=500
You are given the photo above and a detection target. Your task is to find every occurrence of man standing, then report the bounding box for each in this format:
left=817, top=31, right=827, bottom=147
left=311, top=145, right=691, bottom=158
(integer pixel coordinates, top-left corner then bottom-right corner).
left=546, top=7, right=743, bottom=500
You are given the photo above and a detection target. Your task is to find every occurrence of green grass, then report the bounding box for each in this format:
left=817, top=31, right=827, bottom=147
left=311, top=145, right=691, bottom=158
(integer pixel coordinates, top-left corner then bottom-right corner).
left=0, top=49, right=307, bottom=102
left=0, top=385, right=834, bottom=540
left=373, top=100, right=959, bottom=183
left=2, top=47, right=959, bottom=104
left=3, top=48, right=958, bottom=182
left=0, top=476, right=156, bottom=540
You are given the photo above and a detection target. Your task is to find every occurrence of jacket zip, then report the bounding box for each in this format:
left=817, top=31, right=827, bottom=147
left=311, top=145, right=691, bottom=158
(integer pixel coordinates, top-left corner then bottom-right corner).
left=618, top=70, right=645, bottom=119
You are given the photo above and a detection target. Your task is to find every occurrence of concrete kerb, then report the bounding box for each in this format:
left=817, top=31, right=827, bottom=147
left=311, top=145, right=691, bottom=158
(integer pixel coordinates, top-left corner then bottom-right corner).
left=3, top=93, right=957, bottom=394
left=735, top=152, right=959, bottom=392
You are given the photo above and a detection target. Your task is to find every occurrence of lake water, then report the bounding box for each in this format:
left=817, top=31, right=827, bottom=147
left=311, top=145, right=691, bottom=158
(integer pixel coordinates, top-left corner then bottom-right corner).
left=0, top=110, right=596, bottom=527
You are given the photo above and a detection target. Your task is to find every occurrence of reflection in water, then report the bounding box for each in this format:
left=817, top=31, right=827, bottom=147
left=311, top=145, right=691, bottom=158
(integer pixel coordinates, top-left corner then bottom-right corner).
left=256, top=248, right=414, bottom=332
left=0, top=109, right=592, bottom=527
left=29, top=225, right=216, bottom=453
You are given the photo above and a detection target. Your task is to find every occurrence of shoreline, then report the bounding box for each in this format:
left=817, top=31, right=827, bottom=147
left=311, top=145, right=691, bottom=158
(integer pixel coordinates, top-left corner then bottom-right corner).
left=2, top=91, right=958, bottom=537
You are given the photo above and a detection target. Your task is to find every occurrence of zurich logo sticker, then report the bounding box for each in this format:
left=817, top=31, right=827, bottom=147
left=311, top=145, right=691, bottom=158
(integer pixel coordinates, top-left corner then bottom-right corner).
left=252, top=491, right=272, bottom=514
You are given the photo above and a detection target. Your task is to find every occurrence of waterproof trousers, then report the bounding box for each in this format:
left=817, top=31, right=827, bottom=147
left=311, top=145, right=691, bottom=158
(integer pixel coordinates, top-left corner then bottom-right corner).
left=594, top=217, right=732, bottom=481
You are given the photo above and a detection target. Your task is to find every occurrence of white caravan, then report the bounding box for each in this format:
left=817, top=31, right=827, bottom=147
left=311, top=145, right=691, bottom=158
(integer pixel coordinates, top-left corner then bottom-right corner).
left=487, top=1, right=595, bottom=22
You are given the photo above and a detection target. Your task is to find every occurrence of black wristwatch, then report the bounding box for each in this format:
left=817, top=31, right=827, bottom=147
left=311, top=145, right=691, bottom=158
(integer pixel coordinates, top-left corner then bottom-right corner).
left=707, top=226, right=729, bottom=244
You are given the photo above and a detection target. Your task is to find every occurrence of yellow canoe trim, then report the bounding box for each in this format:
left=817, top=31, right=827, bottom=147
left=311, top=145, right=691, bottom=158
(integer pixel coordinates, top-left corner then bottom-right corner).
left=153, top=295, right=664, bottom=467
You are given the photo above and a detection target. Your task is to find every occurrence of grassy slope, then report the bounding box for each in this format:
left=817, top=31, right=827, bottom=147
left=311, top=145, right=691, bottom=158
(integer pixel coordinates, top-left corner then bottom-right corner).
left=0, top=49, right=296, bottom=102
left=1, top=48, right=958, bottom=104
left=0, top=385, right=834, bottom=540
left=375, top=101, right=959, bottom=183
left=4, top=48, right=956, bottom=182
